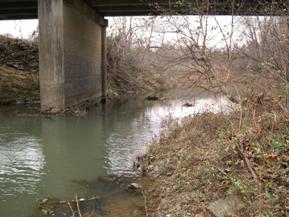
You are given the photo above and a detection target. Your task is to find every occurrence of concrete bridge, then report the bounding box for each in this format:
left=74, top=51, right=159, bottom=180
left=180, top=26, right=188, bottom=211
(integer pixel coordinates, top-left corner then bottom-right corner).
left=0, top=0, right=288, bottom=112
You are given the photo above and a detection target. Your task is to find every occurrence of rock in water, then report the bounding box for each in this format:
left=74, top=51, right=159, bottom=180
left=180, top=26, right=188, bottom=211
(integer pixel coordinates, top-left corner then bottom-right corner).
left=208, top=195, right=244, bottom=217
left=127, top=183, right=142, bottom=191
left=182, top=102, right=193, bottom=107
left=146, top=96, right=159, bottom=101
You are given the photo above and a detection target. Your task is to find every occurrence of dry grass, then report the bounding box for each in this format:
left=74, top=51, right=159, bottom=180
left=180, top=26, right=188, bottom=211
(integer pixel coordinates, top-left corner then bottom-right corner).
left=0, top=65, right=39, bottom=101
left=141, top=90, right=289, bottom=217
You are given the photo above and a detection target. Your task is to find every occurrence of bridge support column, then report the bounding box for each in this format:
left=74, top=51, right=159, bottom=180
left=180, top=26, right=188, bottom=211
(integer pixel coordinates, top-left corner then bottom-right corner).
left=38, top=0, right=107, bottom=112
left=101, top=24, right=107, bottom=104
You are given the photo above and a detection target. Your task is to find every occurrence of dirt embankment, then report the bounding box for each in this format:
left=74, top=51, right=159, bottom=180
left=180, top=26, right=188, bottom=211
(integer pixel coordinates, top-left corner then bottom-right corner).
left=140, top=92, right=289, bottom=217
left=0, top=36, right=39, bottom=105
left=0, top=35, right=171, bottom=106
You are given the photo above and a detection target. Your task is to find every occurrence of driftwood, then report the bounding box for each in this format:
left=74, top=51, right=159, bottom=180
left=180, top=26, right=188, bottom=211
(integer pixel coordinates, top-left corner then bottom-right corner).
left=75, top=195, right=82, bottom=217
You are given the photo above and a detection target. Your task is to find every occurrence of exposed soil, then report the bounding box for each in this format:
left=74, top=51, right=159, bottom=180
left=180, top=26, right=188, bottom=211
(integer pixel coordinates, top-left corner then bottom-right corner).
left=0, top=36, right=39, bottom=105
left=0, top=65, right=39, bottom=105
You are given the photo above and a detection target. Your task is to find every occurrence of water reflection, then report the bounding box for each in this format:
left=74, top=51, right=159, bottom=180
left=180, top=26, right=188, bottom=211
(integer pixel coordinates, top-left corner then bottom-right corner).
left=0, top=134, right=44, bottom=196
left=0, top=95, right=233, bottom=217
left=0, top=123, right=44, bottom=217
left=104, top=96, right=233, bottom=175
left=38, top=117, right=107, bottom=198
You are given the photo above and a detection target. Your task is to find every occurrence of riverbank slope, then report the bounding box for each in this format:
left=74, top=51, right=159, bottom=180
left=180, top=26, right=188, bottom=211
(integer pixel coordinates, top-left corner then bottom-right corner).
left=0, top=36, right=39, bottom=105
left=141, top=91, right=289, bottom=216
left=0, top=35, right=170, bottom=106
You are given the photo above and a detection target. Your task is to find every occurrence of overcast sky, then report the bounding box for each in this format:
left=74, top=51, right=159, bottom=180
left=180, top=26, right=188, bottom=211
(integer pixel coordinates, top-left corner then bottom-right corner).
left=0, top=16, right=246, bottom=48
left=0, top=19, right=38, bottom=38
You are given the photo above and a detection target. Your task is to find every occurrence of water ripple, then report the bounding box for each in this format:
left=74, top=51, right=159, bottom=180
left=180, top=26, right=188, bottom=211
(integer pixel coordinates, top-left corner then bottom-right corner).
left=0, top=134, right=45, bottom=198
left=105, top=96, right=233, bottom=175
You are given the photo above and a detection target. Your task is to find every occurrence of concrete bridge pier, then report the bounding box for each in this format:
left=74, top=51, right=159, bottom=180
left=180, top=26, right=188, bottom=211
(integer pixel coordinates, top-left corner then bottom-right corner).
left=38, top=0, right=107, bottom=112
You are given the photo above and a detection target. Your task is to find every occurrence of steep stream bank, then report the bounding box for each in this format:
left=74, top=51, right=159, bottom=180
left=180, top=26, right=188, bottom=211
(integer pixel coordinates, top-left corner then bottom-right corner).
left=0, top=65, right=39, bottom=105
left=0, top=35, right=39, bottom=105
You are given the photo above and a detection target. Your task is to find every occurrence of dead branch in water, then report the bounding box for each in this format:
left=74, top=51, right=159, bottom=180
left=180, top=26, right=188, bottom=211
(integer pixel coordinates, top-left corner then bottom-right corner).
left=75, top=195, right=82, bottom=217
left=67, top=202, right=75, bottom=217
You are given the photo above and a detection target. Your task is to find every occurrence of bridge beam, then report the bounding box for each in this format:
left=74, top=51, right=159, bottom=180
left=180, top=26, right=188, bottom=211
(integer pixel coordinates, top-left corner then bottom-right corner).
left=38, top=0, right=107, bottom=112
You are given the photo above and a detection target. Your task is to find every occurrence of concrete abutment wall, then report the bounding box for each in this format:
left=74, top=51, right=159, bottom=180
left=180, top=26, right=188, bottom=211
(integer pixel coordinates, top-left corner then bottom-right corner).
left=38, top=0, right=107, bottom=112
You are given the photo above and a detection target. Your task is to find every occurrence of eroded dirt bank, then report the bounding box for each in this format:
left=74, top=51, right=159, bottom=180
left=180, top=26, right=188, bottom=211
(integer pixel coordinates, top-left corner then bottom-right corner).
left=0, top=36, right=39, bottom=105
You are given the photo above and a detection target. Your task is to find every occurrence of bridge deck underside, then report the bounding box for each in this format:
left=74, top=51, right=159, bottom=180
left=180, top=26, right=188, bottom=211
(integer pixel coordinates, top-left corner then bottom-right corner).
left=0, top=0, right=288, bottom=20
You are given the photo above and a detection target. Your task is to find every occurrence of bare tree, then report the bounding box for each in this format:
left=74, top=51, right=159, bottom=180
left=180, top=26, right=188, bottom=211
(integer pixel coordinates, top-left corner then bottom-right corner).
left=106, top=17, right=168, bottom=96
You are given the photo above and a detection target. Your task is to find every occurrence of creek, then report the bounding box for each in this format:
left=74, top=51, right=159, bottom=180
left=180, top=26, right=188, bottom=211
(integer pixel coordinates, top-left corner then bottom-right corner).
left=0, top=93, right=233, bottom=217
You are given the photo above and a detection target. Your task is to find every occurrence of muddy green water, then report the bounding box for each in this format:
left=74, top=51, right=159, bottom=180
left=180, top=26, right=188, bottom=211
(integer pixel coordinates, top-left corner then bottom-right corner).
left=0, top=95, right=232, bottom=217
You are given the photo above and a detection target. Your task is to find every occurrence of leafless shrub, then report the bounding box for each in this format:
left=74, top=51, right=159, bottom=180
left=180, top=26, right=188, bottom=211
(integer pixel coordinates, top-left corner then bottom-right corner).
left=145, top=1, right=288, bottom=103
left=145, top=1, right=242, bottom=97
left=106, top=17, right=170, bottom=96
left=240, top=17, right=289, bottom=89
